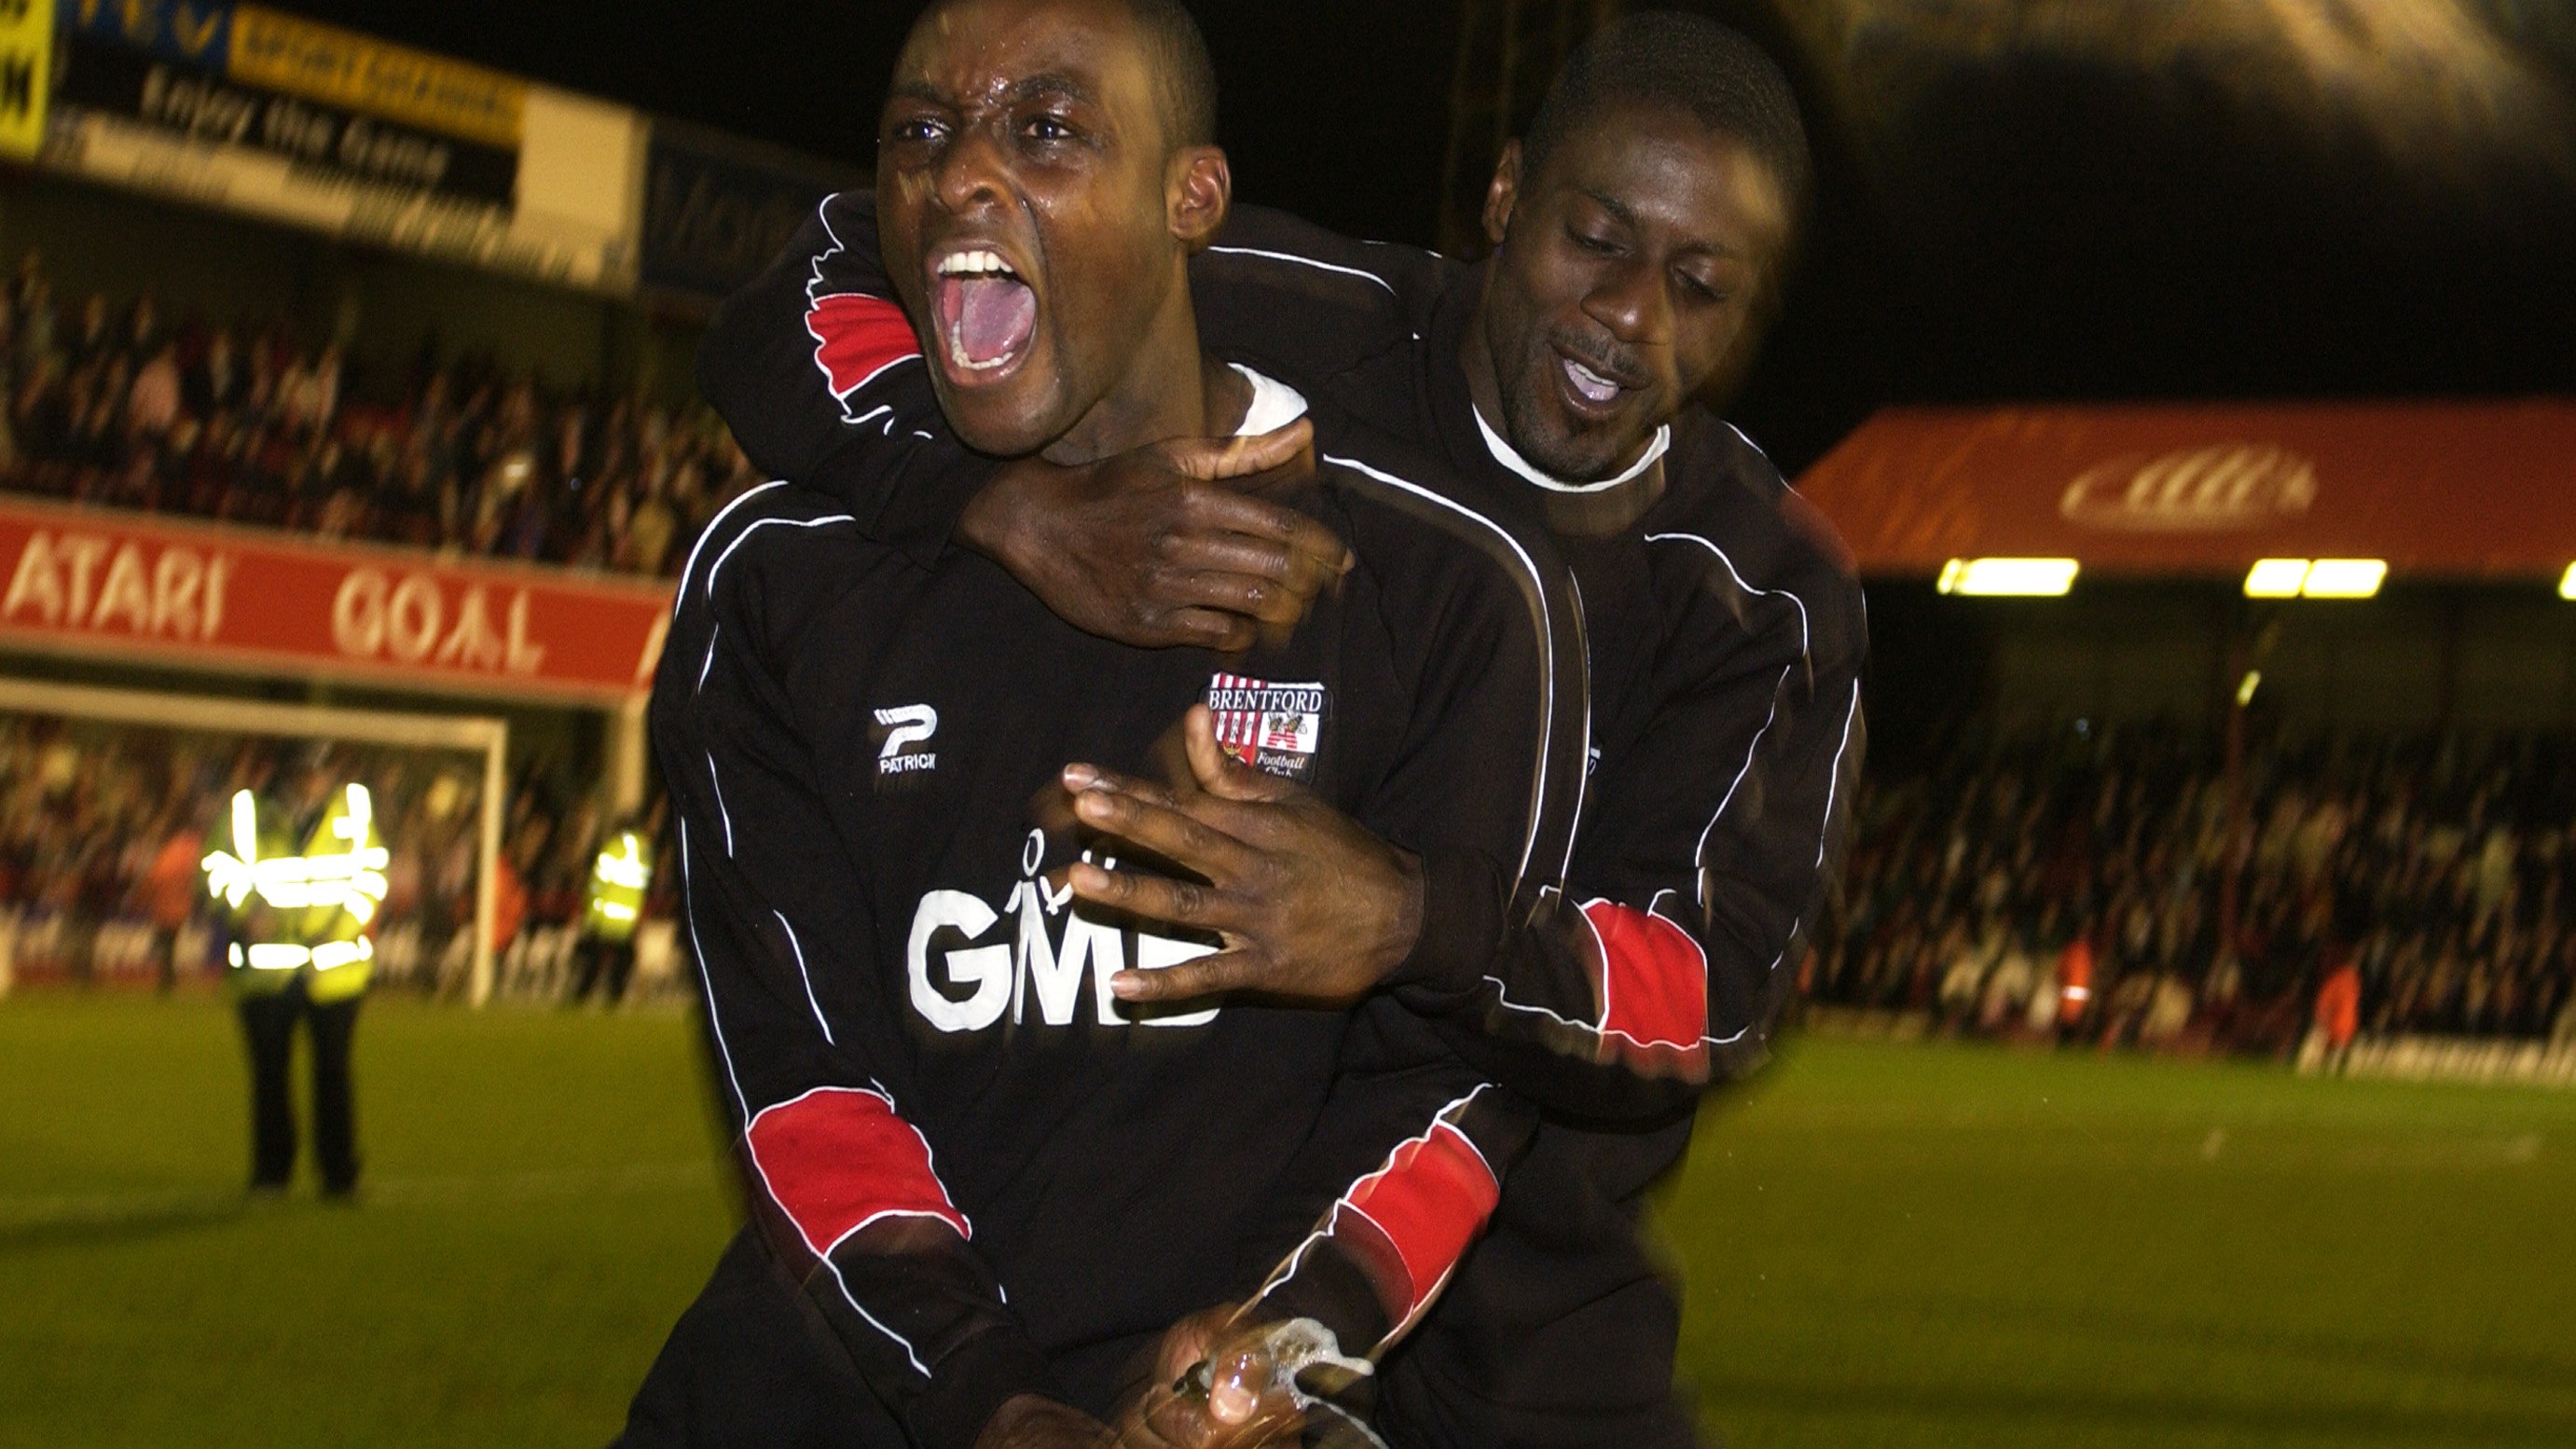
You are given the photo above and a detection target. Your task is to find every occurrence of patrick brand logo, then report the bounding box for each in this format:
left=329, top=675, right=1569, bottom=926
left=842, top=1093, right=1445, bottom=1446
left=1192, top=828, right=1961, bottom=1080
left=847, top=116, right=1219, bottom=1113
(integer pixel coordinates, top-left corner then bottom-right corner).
left=875, top=704, right=938, bottom=776
left=1205, top=673, right=1326, bottom=783
left=2059, top=444, right=2316, bottom=532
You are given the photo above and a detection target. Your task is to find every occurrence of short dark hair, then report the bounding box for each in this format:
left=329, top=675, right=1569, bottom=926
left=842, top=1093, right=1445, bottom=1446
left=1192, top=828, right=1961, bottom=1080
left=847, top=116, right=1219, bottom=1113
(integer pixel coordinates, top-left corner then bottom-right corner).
left=911, top=0, right=1216, bottom=149
left=1521, top=12, right=1811, bottom=230
left=1129, top=0, right=1218, bottom=149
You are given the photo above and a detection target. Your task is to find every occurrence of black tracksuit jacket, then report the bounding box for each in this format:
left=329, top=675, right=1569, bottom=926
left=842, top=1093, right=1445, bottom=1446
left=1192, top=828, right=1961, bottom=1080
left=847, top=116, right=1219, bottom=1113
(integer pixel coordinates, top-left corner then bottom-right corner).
left=649, top=370, right=1589, bottom=1446
left=686, top=192, right=1867, bottom=1448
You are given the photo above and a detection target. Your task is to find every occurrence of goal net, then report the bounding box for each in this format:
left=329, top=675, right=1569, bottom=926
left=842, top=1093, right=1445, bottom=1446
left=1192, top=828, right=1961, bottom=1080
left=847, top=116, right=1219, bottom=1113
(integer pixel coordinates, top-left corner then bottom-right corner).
left=0, top=677, right=505, bottom=1004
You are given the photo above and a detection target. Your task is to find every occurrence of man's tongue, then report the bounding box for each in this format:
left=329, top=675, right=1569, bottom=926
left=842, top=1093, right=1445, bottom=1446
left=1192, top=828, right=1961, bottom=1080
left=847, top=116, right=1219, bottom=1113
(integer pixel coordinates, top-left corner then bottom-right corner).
left=942, top=276, right=1037, bottom=371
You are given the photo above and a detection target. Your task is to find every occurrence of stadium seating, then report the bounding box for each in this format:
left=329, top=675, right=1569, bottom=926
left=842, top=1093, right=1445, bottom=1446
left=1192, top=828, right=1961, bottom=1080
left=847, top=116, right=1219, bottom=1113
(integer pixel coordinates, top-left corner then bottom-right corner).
left=0, top=255, right=759, bottom=577
left=1818, top=719, right=2576, bottom=1052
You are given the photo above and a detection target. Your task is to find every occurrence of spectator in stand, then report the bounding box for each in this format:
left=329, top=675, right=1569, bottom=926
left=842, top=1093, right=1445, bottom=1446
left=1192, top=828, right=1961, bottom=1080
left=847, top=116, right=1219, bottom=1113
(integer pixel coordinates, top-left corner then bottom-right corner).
left=2056, top=929, right=2095, bottom=1037
left=1935, top=919, right=1988, bottom=1029
left=2312, top=949, right=2362, bottom=1071
left=128, top=339, right=182, bottom=439
left=1979, top=927, right=2041, bottom=1034
left=140, top=808, right=204, bottom=994
left=64, top=293, right=111, bottom=369
left=124, top=294, right=162, bottom=361
left=13, top=264, right=52, bottom=363
left=184, top=325, right=242, bottom=417
left=624, top=468, right=679, bottom=575
left=489, top=829, right=530, bottom=961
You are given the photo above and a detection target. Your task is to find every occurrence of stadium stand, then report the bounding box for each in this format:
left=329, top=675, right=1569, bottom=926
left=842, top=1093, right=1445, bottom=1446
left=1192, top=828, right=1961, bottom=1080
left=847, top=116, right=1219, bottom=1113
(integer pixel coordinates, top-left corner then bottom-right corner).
left=1819, top=718, right=2576, bottom=1054
left=0, top=251, right=760, bottom=577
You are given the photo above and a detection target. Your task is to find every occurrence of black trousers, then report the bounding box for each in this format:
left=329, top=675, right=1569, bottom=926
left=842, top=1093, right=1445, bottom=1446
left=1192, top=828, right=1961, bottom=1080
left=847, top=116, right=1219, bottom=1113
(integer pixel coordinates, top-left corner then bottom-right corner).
left=238, top=982, right=362, bottom=1193
left=570, top=936, right=638, bottom=1005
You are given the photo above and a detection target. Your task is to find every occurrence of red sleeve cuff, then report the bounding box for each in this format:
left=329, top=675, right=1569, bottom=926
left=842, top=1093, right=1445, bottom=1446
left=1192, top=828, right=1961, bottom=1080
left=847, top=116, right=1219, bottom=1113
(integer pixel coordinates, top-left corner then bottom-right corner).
left=744, top=1085, right=969, bottom=1257
left=1580, top=899, right=1713, bottom=1076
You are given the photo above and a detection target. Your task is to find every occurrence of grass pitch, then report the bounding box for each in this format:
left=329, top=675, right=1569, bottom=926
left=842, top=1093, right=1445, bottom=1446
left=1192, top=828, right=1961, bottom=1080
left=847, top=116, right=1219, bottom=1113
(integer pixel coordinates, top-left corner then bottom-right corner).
left=0, top=995, right=734, bottom=1449
left=1667, top=1040, right=2575, bottom=1448
left=2, top=996, right=2569, bottom=1448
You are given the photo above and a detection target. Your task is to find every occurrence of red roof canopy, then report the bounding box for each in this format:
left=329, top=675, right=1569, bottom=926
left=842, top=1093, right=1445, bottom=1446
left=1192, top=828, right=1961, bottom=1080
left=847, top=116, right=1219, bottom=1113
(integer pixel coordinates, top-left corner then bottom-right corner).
left=1795, top=399, right=2576, bottom=582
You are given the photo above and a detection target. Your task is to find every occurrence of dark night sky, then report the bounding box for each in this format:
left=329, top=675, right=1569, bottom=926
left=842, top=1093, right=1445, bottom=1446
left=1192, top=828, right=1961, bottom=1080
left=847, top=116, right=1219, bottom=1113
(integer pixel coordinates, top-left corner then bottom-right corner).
left=285, top=1, right=1468, bottom=250
left=289, top=1, right=2576, bottom=477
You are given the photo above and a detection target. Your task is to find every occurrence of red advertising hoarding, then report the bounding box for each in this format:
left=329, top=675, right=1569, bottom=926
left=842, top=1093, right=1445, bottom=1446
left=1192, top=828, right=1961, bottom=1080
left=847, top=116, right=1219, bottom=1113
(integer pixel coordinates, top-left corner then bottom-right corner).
left=0, top=496, right=671, bottom=703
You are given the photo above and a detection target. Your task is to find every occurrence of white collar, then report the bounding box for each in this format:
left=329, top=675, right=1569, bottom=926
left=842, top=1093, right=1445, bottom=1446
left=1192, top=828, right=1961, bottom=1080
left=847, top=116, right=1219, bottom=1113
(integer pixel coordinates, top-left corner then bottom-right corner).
left=1231, top=364, right=1310, bottom=435
left=1473, top=405, right=1670, bottom=494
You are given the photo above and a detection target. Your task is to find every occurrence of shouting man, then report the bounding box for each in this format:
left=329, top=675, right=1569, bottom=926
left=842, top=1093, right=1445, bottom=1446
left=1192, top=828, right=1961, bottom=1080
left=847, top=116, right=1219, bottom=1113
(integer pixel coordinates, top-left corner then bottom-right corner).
left=701, top=11, right=1865, bottom=1446
left=631, top=1, right=1589, bottom=1446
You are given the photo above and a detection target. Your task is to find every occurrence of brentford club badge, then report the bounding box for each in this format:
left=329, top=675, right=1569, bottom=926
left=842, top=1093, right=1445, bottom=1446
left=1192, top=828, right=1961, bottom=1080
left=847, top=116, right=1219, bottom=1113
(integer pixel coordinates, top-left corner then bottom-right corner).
left=1205, top=673, right=1327, bottom=782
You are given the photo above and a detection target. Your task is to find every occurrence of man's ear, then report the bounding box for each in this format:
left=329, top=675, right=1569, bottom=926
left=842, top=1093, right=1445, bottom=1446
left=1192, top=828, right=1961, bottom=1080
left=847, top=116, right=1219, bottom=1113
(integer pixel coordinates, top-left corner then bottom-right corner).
left=1481, top=140, right=1524, bottom=249
left=1171, top=145, right=1233, bottom=251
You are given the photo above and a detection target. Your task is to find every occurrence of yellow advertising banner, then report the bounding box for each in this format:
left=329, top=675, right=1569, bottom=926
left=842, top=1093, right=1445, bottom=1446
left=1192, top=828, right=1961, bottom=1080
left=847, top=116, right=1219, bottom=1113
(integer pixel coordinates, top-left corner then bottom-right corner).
left=227, top=5, right=524, bottom=150
left=0, top=0, right=52, bottom=159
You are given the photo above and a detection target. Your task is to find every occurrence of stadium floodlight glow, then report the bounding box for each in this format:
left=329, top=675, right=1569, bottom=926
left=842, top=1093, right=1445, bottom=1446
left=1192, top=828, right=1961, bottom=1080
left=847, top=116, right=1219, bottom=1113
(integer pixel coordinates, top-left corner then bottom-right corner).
left=2244, top=558, right=2390, bottom=600
left=2244, top=559, right=2312, bottom=599
left=2559, top=563, right=2576, bottom=600
left=1936, top=557, right=2079, bottom=597
left=2299, top=559, right=2387, bottom=599
left=2237, top=670, right=2263, bottom=708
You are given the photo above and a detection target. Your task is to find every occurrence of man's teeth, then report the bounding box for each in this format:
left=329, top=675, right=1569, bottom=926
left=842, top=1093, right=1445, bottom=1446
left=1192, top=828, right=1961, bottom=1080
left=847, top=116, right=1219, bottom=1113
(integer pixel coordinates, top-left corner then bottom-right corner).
left=938, top=249, right=1016, bottom=277
left=1564, top=357, right=1620, bottom=404
left=949, top=338, right=1012, bottom=372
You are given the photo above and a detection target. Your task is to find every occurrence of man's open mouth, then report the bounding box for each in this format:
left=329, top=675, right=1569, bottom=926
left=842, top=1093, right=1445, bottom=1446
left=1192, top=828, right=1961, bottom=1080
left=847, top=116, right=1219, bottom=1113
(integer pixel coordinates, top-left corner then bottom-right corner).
left=932, top=248, right=1039, bottom=381
left=1551, top=345, right=1636, bottom=419
left=1563, top=355, right=1621, bottom=404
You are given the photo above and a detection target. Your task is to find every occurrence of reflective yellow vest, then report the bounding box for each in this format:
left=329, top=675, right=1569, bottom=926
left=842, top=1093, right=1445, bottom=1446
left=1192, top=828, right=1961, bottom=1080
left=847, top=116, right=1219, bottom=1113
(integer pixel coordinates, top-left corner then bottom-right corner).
left=202, top=784, right=388, bottom=1003
left=585, top=830, right=652, bottom=943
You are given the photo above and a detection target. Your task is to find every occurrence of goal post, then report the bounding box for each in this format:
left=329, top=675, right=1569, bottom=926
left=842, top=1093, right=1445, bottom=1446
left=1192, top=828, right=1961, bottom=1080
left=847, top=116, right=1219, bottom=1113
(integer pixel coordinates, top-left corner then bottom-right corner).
left=0, top=675, right=509, bottom=1007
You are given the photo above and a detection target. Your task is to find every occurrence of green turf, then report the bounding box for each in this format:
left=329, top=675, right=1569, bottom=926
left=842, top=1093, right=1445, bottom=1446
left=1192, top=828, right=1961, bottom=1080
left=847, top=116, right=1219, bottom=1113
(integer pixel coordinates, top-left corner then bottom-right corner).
left=0, top=995, right=737, bottom=1449
left=3, top=997, right=2569, bottom=1447
left=1662, top=1038, right=2576, bottom=1448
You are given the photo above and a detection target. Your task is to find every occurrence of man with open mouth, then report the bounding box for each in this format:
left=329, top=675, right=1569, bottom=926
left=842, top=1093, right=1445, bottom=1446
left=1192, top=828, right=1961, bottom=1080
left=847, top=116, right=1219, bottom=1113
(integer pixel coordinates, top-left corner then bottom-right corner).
left=701, top=12, right=1866, bottom=1447
left=626, top=2, right=1591, bottom=1447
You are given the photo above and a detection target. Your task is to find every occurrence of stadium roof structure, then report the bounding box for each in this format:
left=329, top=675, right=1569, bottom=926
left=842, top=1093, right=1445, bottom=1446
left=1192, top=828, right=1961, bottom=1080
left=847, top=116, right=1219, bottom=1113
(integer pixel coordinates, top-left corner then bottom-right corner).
left=1795, top=399, right=2576, bottom=583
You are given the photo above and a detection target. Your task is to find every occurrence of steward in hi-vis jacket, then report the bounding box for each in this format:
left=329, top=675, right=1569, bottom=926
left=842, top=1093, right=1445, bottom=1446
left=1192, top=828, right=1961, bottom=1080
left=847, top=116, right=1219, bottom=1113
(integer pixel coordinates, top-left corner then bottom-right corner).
left=571, top=821, right=654, bottom=1006
left=202, top=760, right=387, bottom=1197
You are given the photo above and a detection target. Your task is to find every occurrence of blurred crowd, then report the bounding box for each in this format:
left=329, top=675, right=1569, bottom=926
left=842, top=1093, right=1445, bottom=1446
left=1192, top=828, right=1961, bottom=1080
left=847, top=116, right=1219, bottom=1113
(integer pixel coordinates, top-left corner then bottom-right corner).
left=0, top=713, right=675, bottom=998
left=1817, top=720, right=2576, bottom=1052
left=15, top=700, right=2576, bottom=1053
left=0, top=252, right=759, bottom=576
